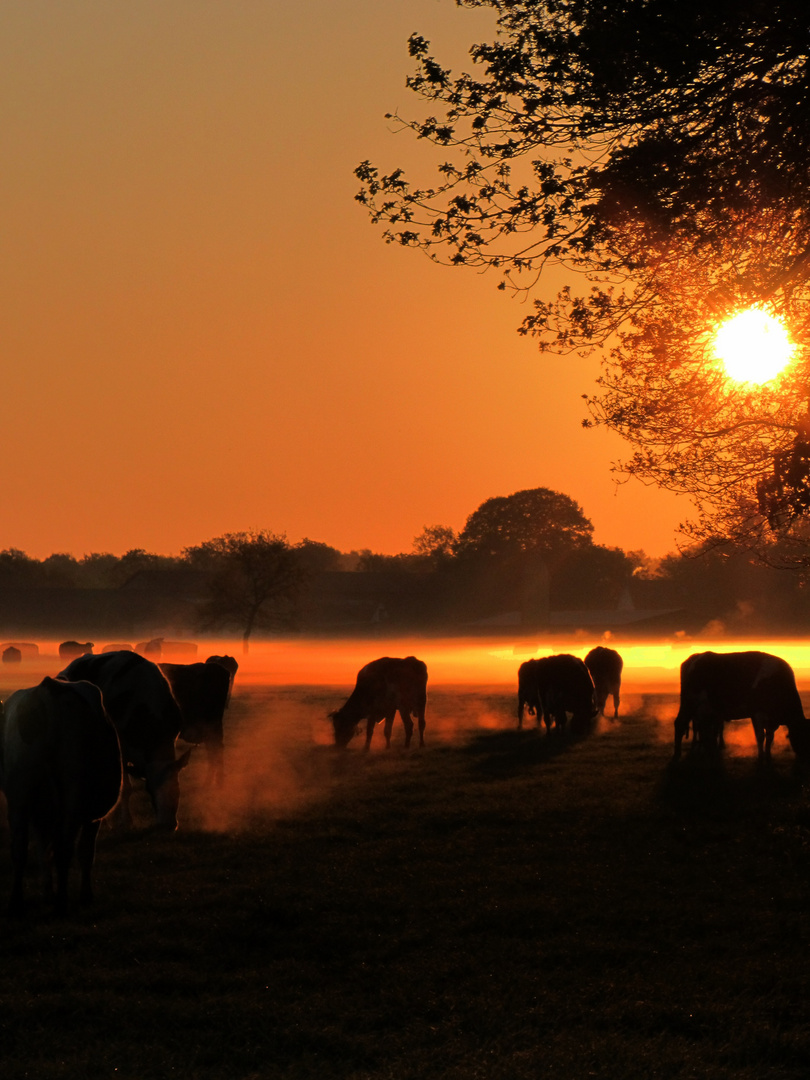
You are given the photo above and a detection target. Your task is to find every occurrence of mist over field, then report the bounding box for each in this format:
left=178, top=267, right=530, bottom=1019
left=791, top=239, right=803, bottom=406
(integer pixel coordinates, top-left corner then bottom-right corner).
left=0, top=632, right=796, bottom=834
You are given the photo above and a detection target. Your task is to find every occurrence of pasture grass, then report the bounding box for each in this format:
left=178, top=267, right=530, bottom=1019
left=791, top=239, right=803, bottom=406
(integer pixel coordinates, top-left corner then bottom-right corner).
left=2, top=686, right=810, bottom=1078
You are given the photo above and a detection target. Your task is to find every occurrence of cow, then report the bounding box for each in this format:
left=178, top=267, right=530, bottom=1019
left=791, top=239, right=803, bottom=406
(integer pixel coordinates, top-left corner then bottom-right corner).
left=159, top=661, right=232, bottom=784
left=2, top=646, right=21, bottom=664
left=0, top=677, right=122, bottom=916
left=584, top=646, right=624, bottom=719
left=58, top=651, right=190, bottom=829
left=673, top=650, right=810, bottom=760
left=330, top=656, right=428, bottom=749
left=0, top=642, right=39, bottom=659
left=206, top=654, right=239, bottom=705
left=136, top=638, right=163, bottom=658
left=517, top=654, right=598, bottom=733
left=58, top=641, right=93, bottom=661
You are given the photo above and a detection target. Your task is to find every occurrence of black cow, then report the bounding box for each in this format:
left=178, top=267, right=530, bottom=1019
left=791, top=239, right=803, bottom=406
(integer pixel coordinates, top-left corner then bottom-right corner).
left=673, top=650, right=810, bottom=759
left=59, top=651, right=189, bottom=828
left=517, top=654, right=597, bottom=733
left=584, top=646, right=624, bottom=719
left=58, top=641, right=94, bottom=660
left=159, top=661, right=232, bottom=784
left=206, top=654, right=239, bottom=705
left=0, top=677, right=122, bottom=915
left=330, top=656, right=428, bottom=749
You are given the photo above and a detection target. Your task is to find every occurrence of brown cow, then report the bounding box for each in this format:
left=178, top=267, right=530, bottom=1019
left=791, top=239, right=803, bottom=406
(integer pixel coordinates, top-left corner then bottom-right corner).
left=674, top=650, right=810, bottom=759
left=584, top=646, right=623, bottom=719
left=330, top=656, right=428, bottom=749
left=0, top=677, right=122, bottom=915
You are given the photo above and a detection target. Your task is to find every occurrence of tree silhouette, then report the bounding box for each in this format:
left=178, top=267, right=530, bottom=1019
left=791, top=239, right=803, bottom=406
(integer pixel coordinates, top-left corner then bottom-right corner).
left=183, top=531, right=305, bottom=653
left=357, top=2, right=810, bottom=552
left=455, top=488, right=593, bottom=561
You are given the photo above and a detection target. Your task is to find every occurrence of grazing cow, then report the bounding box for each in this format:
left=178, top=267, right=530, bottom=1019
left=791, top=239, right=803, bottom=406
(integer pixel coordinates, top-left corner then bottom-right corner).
left=0, top=677, right=122, bottom=915
left=673, top=650, right=810, bottom=760
left=2, top=646, right=21, bottom=664
left=58, top=651, right=189, bottom=828
left=330, top=656, right=428, bottom=749
left=159, top=661, right=232, bottom=784
left=584, top=646, right=624, bottom=719
left=517, top=654, right=597, bottom=733
left=0, top=642, right=39, bottom=659
left=136, top=638, right=163, bottom=658
left=58, top=641, right=94, bottom=661
left=206, top=654, right=239, bottom=705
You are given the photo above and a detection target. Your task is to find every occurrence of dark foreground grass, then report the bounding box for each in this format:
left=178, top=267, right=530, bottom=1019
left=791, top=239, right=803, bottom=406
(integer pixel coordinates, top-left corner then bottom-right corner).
left=2, top=686, right=810, bottom=1079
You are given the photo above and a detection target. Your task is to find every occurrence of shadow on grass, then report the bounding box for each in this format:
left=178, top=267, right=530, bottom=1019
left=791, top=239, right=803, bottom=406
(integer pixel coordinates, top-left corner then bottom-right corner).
left=459, top=715, right=600, bottom=779
left=657, top=744, right=806, bottom=823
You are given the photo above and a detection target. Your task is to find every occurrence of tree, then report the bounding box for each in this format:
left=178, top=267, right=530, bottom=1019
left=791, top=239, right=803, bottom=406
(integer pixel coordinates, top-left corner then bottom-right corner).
left=454, top=487, right=593, bottom=561
left=182, top=531, right=305, bottom=653
left=356, top=2, right=810, bottom=553
left=412, top=525, right=458, bottom=569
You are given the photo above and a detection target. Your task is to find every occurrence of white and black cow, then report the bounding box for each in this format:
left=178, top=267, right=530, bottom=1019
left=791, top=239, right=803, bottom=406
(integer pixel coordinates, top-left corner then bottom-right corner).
left=330, top=656, right=428, bottom=749
left=673, top=650, right=810, bottom=760
left=0, top=677, right=122, bottom=916
left=517, top=654, right=598, bottom=733
left=584, top=646, right=624, bottom=719
left=159, top=661, right=232, bottom=785
left=59, top=651, right=190, bottom=828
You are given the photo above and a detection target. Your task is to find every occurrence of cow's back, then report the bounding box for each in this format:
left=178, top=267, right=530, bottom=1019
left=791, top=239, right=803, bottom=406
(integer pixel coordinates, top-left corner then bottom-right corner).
left=2, top=678, right=121, bottom=819
left=59, top=651, right=182, bottom=760
left=681, top=651, right=804, bottom=723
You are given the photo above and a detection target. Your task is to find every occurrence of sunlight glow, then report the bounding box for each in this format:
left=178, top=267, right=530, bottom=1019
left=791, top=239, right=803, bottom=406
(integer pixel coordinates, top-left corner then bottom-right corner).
left=713, top=307, right=795, bottom=385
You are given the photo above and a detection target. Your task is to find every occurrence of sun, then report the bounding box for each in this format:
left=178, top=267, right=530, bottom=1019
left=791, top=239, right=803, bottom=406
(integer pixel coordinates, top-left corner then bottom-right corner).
left=713, top=307, right=795, bottom=386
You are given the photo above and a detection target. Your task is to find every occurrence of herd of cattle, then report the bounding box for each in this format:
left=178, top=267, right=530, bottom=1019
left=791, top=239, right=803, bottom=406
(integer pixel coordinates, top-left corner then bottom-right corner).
left=0, top=642, right=809, bottom=916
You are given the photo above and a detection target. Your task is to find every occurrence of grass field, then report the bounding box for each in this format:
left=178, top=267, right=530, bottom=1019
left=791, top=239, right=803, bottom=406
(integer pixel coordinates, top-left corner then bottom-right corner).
left=2, top=678, right=810, bottom=1079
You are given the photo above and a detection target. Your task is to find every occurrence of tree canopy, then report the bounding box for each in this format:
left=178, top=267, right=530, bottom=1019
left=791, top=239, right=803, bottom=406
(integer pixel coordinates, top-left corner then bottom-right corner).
left=356, top=1, right=810, bottom=557
left=454, top=487, right=594, bottom=560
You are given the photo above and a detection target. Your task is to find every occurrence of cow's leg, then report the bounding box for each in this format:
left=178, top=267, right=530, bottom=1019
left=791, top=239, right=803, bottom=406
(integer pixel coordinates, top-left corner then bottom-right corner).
left=517, top=694, right=524, bottom=730
left=751, top=715, right=767, bottom=758
left=384, top=710, right=398, bottom=748
left=364, top=716, right=376, bottom=750
left=612, top=690, right=620, bottom=719
left=400, top=709, right=414, bottom=748
left=207, top=743, right=225, bottom=788
left=417, top=705, right=426, bottom=747
left=673, top=712, right=691, bottom=757
left=77, top=821, right=101, bottom=906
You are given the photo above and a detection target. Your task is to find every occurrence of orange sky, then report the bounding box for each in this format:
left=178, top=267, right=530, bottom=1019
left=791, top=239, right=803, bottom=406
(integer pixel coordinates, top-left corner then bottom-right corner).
left=1, top=1, right=685, bottom=561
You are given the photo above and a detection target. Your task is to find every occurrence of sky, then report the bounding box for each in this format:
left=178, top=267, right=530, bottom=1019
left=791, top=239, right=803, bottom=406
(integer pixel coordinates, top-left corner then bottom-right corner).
left=1, top=0, right=686, bottom=560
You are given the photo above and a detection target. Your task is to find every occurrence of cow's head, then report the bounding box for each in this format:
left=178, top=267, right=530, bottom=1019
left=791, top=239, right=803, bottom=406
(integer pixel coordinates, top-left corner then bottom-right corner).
left=143, top=749, right=192, bottom=829
left=329, top=708, right=359, bottom=748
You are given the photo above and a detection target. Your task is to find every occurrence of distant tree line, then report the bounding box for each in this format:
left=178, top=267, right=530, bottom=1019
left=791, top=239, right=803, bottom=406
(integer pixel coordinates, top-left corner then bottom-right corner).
left=2, top=487, right=809, bottom=646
